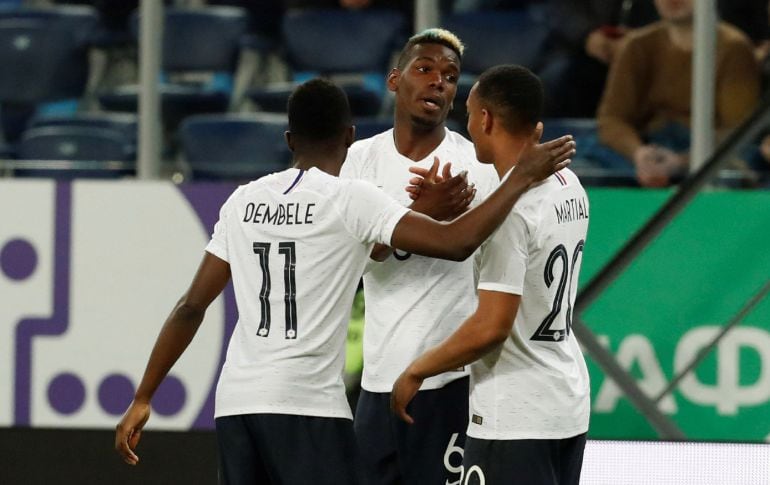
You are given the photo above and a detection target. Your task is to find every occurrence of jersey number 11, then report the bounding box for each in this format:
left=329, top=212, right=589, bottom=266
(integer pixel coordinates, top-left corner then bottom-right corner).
left=253, top=241, right=298, bottom=339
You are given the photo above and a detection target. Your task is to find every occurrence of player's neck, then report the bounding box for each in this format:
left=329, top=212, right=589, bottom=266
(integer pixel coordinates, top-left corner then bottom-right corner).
left=292, top=150, right=346, bottom=177
left=392, top=120, right=446, bottom=162
left=491, top=136, right=528, bottom=179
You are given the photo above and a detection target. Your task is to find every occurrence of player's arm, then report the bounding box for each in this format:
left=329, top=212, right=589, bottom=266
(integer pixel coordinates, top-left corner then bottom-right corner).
left=115, top=252, right=230, bottom=465
left=390, top=134, right=574, bottom=261
left=391, top=290, right=519, bottom=423
left=370, top=161, right=474, bottom=261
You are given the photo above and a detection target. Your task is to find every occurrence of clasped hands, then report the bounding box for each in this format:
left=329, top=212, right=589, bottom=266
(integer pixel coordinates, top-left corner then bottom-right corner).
left=405, top=157, right=476, bottom=221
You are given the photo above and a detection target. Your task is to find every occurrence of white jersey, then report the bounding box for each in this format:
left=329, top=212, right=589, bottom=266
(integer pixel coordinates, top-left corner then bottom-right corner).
left=206, top=167, right=409, bottom=420
left=341, top=128, right=499, bottom=392
left=469, top=168, right=591, bottom=440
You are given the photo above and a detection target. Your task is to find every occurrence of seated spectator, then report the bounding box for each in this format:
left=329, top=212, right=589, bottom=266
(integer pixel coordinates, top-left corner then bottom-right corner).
left=546, top=0, right=659, bottom=118
left=596, top=0, right=760, bottom=187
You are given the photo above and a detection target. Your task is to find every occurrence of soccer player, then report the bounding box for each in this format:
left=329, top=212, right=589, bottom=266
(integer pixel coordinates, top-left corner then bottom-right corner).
left=339, top=28, right=501, bottom=485
left=114, top=78, right=574, bottom=484
left=392, top=65, right=591, bottom=485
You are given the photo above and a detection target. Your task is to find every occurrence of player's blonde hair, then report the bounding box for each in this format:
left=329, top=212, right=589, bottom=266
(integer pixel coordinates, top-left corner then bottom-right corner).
left=396, top=28, right=464, bottom=69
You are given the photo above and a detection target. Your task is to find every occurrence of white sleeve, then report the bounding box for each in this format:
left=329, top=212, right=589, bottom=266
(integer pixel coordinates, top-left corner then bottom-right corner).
left=204, top=186, right=242, bottom=262
left=477, top=211, right=530, bottom=295
left=335, top=179, right=409, bottom=245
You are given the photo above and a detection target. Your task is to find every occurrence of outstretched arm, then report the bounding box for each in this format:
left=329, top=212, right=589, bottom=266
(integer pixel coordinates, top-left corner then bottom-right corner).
left=391, top=290, right=520, bottom=423
left=390, top=133, right=574, bottom=261
left=114, top=252, right=230, bottom=465
left=370, top=160, right=474, bottom=261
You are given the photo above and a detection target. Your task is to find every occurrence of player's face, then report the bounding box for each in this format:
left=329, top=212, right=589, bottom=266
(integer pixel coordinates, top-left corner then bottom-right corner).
left=465, top=84, right=492, bottom=164
left=654, top=0, right=693, bottom=24
left=390, top=43, right=460, bottom=128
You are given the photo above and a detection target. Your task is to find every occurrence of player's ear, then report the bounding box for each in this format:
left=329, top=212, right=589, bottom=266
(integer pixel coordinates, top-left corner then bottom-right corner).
left=345, top=126, right=355, bottom=147
left=481, top=109, right=493, bottom=135
left=285, top=131, right=294, bottom=152
left=387, top=68, right=400, bottom=93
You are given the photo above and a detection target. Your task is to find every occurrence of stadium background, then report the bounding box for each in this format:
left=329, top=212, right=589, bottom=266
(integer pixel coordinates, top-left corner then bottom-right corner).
left=0, top=0, right=769, bottom=483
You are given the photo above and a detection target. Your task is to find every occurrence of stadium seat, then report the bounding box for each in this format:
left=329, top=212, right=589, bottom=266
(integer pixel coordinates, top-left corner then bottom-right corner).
left=442, top=9, right=551, bottom=76
left=541, top=117, right=638, bottom=186
left=98, top=7, right=250, bottom=132
left=178, top=113, right=291, bottom=181
left=441, top=8, right=553, bottom=123
left=542, top=117, right=598, bottom=143
left=353, top=117, right=393, bottom=141
left=28, top=112, right=138, bottom=145
left=247, top=8, right=408, bottom=117
left=14, top=124, right=135, bottom=178
left=0, top=6, right=99, bottom=142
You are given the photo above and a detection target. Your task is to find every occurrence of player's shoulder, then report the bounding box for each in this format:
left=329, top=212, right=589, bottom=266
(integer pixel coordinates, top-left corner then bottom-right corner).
left=518, top=168, right=585, bottom=208
left=345, top=129, right=394, bottom=167
left=295, top=168, right=381, bottom=202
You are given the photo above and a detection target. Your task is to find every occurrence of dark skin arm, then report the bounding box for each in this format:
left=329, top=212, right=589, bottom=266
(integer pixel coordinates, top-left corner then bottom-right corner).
left=391, top=290, right=519, bottom=423
left=375, top=133, right=574, bottom=261
left=389, top=134, right=574, bottom=261
left=370, top=162, right=474, bottom=261
left=114, top=252, right=231, bottom=465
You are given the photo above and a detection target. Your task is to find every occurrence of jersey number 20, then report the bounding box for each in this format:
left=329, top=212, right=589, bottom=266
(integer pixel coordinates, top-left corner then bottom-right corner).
left=253, top=241, right=298, bottom=339
left=530, top=240, right=584, bottom=342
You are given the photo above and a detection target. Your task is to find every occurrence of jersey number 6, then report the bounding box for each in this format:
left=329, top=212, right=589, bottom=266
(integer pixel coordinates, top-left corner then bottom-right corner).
left=253, top=241, right=298, bottom=339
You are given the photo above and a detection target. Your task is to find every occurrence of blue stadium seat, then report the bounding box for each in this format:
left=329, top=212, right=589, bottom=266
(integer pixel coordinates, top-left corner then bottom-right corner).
left=542, top=117, right=638, bottom=186
left=98, top=7, right=250, bottom=131
left=178, top=113, right=291, bottom=181
left=247, top=8, right=408, bottom=117
left=542, top=117, right=598, bottom=143
left=281, top=8, right=406, bottom=74
left=28, top=112, right=138, bottom=145
left=441, top=9, right=553, bottom=125
left=0, top=6, right=99, bottom=142
left=442, top=9, right=551, bottom=76
left=353, top=117, right=393, bottom=141
left=14, top=125, right=135, bottom=178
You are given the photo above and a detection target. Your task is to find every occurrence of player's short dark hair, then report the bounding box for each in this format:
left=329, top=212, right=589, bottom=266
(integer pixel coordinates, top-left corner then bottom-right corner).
left=476, top=65, right=543, bottom=134
left=396, top=28, right=464, bottom=70
left=287, top=78, right=351, bottom=140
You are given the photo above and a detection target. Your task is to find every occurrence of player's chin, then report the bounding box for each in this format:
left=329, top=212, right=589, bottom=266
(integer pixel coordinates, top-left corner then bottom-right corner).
left=411, top=112, right=446, bottom=129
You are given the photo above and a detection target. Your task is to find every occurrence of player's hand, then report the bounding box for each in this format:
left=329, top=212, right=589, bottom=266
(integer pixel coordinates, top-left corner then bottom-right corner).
left=390, top=370, right=424, bottom=424
left=515, top=123, right=575, bottom=184
left=115, top=399, right=151, bottom=465
left=407, top=157, right=453, bottom=188
left=405, top=157, right=476, bottom=221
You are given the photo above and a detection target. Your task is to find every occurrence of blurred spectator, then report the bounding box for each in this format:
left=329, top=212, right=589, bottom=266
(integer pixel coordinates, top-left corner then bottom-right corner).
left=596, top=0, right=760, bottom=187
left=750, top=1, right=770, bottom=183
left=446, top=1, right=766, bottom=119
left=439, top=1, right=659, bottom=116
left=545, top=0, right=659, bottom=117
